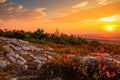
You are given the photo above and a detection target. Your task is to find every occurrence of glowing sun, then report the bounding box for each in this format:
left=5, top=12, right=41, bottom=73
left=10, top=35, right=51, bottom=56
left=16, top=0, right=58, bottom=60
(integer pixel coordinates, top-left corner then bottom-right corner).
left=107, top=26, right=113, bottom=31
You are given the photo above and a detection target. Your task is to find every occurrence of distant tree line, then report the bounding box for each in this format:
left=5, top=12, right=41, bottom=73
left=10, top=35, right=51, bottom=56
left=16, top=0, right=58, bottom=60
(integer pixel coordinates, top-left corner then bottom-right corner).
left=0, top=29, right=101, bottom=46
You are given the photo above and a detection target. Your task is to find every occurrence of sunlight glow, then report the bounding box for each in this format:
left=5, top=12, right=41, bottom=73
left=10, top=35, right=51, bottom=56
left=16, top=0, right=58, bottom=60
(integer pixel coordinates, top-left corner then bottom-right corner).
left=99, top=15, right=119, bottom=22
left=100, top=18, right=115, bottom=22
left=107, top=26, right=113, bottom=31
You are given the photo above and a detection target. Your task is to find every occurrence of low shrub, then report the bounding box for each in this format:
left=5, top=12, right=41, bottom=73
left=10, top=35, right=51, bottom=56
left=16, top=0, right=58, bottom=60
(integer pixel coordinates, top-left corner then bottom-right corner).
left=37, top=54, right=120, bottom=80
left=0, top=72, right=11, bottom=80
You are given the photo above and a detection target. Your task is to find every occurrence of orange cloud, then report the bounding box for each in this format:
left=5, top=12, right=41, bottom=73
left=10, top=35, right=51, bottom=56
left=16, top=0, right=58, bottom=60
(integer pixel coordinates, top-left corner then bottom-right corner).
left=0, top=3, right=47, bottom=21
left=0, top=2, right=47, bottom=31
left=97, top=0, right=111, bottom=5
left=8, top=6, right=14, bottom=11
left=72, top=1, right=88, bottom=8
left=14, top=8, right=47, bottom=21
left=17, top=5, right=23, bottom=10
left=99, top=15, right=120, bottom=22
left=51, top=2, right=120, bottom=23
left=0, top=0, right=6, bottom=3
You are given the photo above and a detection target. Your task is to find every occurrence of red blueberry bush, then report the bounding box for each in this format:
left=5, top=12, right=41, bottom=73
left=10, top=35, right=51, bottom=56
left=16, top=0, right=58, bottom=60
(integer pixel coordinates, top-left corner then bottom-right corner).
left=38, top=54, right=120, bottom=80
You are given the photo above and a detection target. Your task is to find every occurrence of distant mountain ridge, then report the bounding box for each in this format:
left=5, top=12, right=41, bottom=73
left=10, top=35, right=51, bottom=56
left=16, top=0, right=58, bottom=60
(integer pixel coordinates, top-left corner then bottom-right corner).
left=76, top=34, right=120, bottom=41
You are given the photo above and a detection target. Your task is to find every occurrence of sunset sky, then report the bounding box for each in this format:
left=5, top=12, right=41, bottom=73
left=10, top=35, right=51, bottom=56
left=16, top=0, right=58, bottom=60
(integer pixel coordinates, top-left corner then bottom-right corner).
left=0, top=0, right=120, bottom=38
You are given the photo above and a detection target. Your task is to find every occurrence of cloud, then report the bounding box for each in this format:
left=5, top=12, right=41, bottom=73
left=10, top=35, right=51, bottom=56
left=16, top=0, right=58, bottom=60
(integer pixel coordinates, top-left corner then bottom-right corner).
left=0, top=3, right=14, bottom=20
left=17, top=5, right=23, bottom=10
left=14, top=8, right=47, bottom=21
left=0, top=0, right=6, bottom=3
left=35, top=8, right=46, bottom=12
left=72, top=1, right=88, bottom=8
left=97, top=0, right=112, bottom=5
left=59, top=9, right=79, bottom=18
left=8, top=6, right=14, bottom=11
left=0, top=3, right=47, bottom=22
left=51, top=2, right=120, bottom=23
left=34, top=8, right=47, bottom=18
left=99, top=15, right=120, bottom=22
left=9, top=2, right=14, bottom=5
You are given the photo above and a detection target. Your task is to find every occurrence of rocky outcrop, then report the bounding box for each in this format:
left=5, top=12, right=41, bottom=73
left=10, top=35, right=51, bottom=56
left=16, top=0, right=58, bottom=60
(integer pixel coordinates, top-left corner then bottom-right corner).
left=0, top=37, right=54, bottom=70
left=80, top=56, right=120, bottom=66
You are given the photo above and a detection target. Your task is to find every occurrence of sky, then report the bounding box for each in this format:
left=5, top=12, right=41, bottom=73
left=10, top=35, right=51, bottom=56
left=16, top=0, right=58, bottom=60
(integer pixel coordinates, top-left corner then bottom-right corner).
left=0, top=0, right=120, bottom=38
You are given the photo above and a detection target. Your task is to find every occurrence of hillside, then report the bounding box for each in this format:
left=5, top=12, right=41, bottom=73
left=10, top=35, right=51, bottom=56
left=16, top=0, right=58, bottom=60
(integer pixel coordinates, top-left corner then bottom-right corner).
left=0, top=36, right=120, bottom=80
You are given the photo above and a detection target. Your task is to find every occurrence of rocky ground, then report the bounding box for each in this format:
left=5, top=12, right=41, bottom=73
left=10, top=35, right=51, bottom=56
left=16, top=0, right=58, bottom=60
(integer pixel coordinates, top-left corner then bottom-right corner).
left=0, top=37, right=54, bottom=79
left=0, top=37, right=120, bottom=80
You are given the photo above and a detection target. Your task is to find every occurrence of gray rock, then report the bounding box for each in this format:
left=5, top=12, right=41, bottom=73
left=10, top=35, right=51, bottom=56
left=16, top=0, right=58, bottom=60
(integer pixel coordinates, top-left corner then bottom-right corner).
left=3, top=46, right=14, bottom=53
left=0, top=60, right=9, bottom=68
left=34, top=56, right=47, bottom=61
left=8, top=56, right=16, bottom=64
left=7, top=53, right=20, bottom=59
left=34, top=60, right=41, bottom=63
left=13, top=46, right=21, bottom=51
left=0, top=36, right=55, bottom=71
left=16, top=60, right=25, bottom=65
left=80, top=56, right=120, bottom=68
left=44, top=51, right=53, bottom=55
left=14, top=54, right=20, bottom=59
left=19, top=57, right=26, bottom=63
left=18, top=39, right=29, bottom=44
left=18, top=50, right=30, bottom=55
left=22, top=46, right=31, bottom=51
left=37, top=63, right=43, bottom=70
left=8, top=52, right=16, bottom=57
left=30, top=46, right=41, bottom=51
left=30, top=54, right=34, bottom=58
